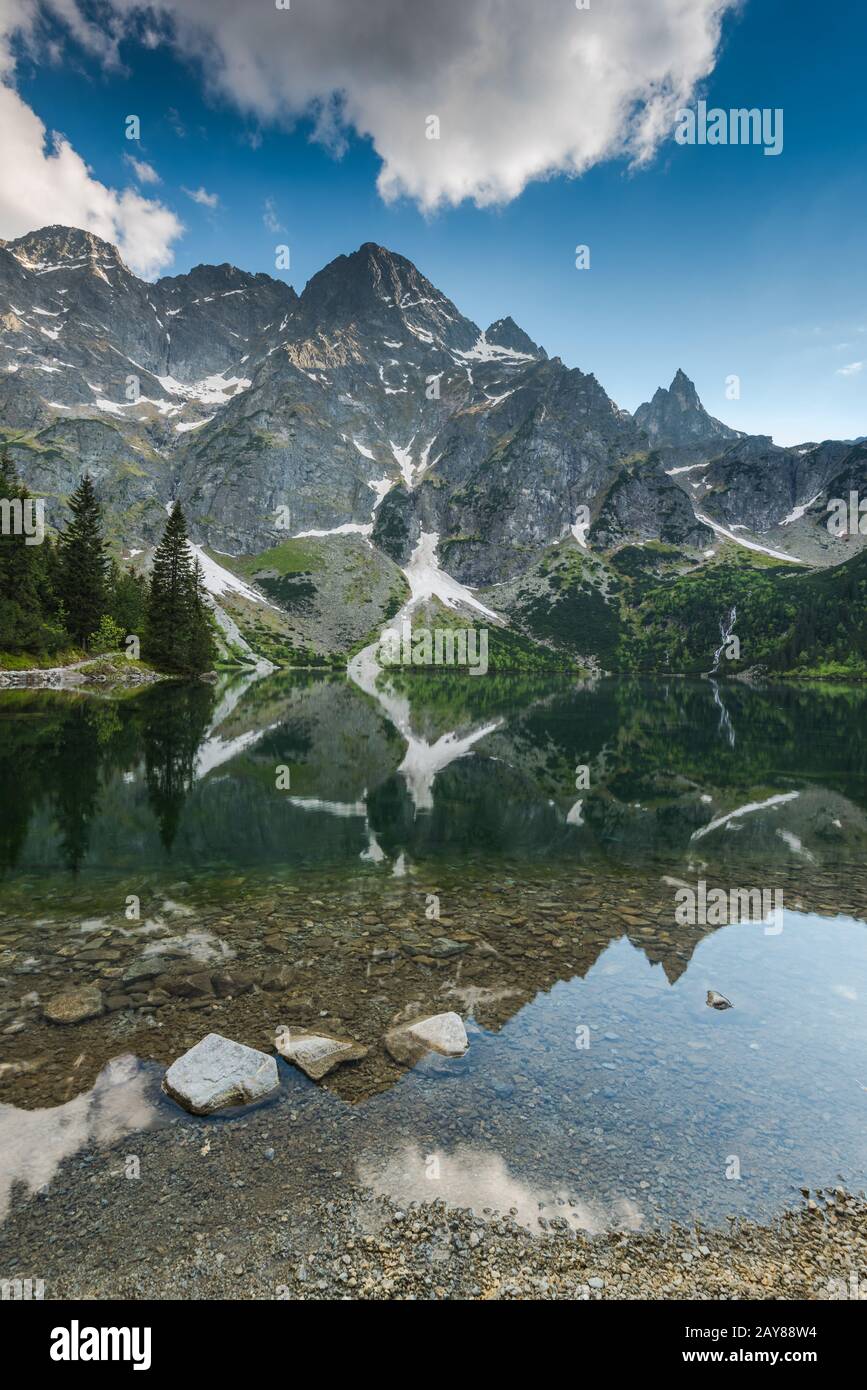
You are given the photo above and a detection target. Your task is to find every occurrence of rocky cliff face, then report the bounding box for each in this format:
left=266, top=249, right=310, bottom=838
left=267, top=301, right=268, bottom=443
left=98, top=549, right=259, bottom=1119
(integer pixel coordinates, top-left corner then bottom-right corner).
left=634, top=367, right=742, bottom=450
left=0, top=226, right=298, bottom=541
left=1, top=225, right=864, bottom=603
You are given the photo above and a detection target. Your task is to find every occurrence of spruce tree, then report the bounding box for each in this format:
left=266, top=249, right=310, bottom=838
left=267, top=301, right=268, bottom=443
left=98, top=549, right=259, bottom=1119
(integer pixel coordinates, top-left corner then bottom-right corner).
left=186, top=557, right=217, bottom=674
left=145, top=503, right=216, bottom=674
left=145, top=502, right=193, bottom=672
left=108, top=558, right=149, bottom=637
left=58, top=474, right=109, bottom=646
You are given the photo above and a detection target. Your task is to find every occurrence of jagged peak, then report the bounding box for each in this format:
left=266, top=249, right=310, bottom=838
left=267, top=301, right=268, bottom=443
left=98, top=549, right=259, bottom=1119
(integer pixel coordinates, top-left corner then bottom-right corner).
left=297, top=241, right=478, bottom=350
left=668, top=367, right=701, bottom=403
left=635, top=368, right=740, bottom=444
left=302, top=241, right=443, bottom=306
left=486, top=315, right=546, bottom=359
left=645, top=369, right=699, bottom=405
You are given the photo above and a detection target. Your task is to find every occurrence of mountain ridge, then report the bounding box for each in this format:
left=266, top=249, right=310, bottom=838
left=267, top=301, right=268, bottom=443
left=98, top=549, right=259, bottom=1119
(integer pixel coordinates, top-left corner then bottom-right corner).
left=2, top=225, right=865, bottom=662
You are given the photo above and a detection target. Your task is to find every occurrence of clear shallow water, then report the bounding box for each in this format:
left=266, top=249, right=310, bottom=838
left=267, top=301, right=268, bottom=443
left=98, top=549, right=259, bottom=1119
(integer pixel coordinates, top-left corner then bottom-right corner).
left=2, top=909, right=863, bottom=1232
left=1, top=672, right=866, bottom=1235
left=355, top=910, right=867, bottom=1228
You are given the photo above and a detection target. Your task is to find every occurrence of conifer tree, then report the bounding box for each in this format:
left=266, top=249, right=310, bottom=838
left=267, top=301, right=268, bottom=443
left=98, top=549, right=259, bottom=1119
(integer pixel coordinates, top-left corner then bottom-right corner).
left=108, top=558, right=149, bottom=637
left=145, top=502, right=193, bottom=672
left=58, top=474, right=109, bottom=646
left=145, top=503, right=216, bottom=674
left=186, top=557, right=217, bottom=674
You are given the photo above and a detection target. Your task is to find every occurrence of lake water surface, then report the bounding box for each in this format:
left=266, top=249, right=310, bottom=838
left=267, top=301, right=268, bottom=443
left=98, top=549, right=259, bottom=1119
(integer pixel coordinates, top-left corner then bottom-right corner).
left=1, top=671, right=866, bottom=1239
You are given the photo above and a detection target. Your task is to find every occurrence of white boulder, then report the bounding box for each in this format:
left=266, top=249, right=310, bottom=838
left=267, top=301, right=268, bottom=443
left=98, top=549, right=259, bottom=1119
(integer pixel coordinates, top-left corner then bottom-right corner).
left=163, top=1033, right=279, bottom=1114
left=385, top=1011, right=469, bottom=1065
left=275, top=1026, right=368, bottom=1080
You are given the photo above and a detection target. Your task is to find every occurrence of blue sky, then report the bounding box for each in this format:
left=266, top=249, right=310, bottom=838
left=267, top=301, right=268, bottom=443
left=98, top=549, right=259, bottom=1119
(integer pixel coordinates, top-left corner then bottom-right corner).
left=5, top=0, right=867, bottom=444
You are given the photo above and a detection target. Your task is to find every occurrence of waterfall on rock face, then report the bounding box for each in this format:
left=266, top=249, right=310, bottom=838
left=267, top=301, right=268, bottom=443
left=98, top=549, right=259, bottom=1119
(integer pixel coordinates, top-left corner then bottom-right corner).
left=710, top=605, right=737, bottom=675
left=707, top=608, right=738, bottom=743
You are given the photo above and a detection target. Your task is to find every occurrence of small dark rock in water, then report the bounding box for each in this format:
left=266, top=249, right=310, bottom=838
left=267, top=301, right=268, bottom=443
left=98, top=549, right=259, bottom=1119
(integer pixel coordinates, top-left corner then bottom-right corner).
left=212, top=970, right=254, bottom=998
left=43, top=984, right=104, bottom=1024
left=122, top=958, right=162, bottom=986
left=262, top=965, right=295, bottom=992
left=706, top=990, right=733, bottom=1010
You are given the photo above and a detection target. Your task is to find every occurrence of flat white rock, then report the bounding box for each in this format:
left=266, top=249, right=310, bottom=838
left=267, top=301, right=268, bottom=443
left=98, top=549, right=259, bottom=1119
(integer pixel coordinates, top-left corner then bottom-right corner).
left=275, top=1026, right=368, bottom=1080
left=163, top=1032, right=279, bottom=1114
left=385, top=1011, right=469, bottom=1065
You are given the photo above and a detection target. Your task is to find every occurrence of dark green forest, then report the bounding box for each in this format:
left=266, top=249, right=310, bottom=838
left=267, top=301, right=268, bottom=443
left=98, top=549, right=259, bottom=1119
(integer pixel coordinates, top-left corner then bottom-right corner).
left=508, top=544, right=867, bottom=678
left=0, top=455, right=215, bottom=676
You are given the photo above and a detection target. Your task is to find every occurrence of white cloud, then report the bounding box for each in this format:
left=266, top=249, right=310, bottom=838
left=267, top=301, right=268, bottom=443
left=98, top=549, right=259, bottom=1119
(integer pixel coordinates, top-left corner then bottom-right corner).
left=0, top=83, right=183, bottom=278
left=124, top=153, right=161, bottom=184
left=25, top=0, right=739, bottom=212
left=0, top=5, right=182, bottom=278
left=1, top=0, right=121, bottom=74
left=183, top=185, right=219, bottom=209
left=262, top=196, right=284, bottom=233
left=837, top=362, right=864, bottom=377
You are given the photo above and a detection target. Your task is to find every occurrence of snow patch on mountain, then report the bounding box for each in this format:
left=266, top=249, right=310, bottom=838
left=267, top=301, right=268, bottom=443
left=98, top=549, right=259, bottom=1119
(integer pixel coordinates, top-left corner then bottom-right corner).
left=454, top=330, right=534, bottom=365
left=403, top=532, right=499, bottom=619
left=189, top=543, right=280, bottom=610
left=693, top=511, right=806, bottom=564
left=156, top=371, right=252, bottom=404
left=781, top=494, right=822, bottom=526
left=368, top=477, right=393, bottom=511
left=390, top=438, right=416, bottom=489
left=294, top=522, right=373, bottom=539
left=175, top=416, right=215, bottom=433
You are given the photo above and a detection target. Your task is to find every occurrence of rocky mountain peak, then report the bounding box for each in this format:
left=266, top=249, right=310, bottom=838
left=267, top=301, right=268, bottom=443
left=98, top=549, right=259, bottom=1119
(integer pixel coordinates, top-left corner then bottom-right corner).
left=669, top=367, right=700, bottom=404
left=5, top=225, right=128, bottom=274
left=486, top=315, right=546, bottom=359
left=634, top=369, right=741, bottom=446
left=153, top=260, right=298, bottom=330
left=160, top=260, right=294, bottom=296
left=296, top=241, right=478, bottom=351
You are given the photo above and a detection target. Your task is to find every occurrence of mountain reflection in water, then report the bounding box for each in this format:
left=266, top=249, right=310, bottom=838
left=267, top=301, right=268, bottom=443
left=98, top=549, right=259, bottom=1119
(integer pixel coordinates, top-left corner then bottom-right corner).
left=1, top=671, right=866, bottom=889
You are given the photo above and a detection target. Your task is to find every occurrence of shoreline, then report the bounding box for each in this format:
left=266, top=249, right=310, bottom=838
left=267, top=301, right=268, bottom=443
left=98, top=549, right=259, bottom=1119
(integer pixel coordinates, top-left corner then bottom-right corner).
left=3, top=660, right=865, bottom=690
left=1, top=1107, right=862, bottom=1300
left=0, top=655, right=166, bottom=691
